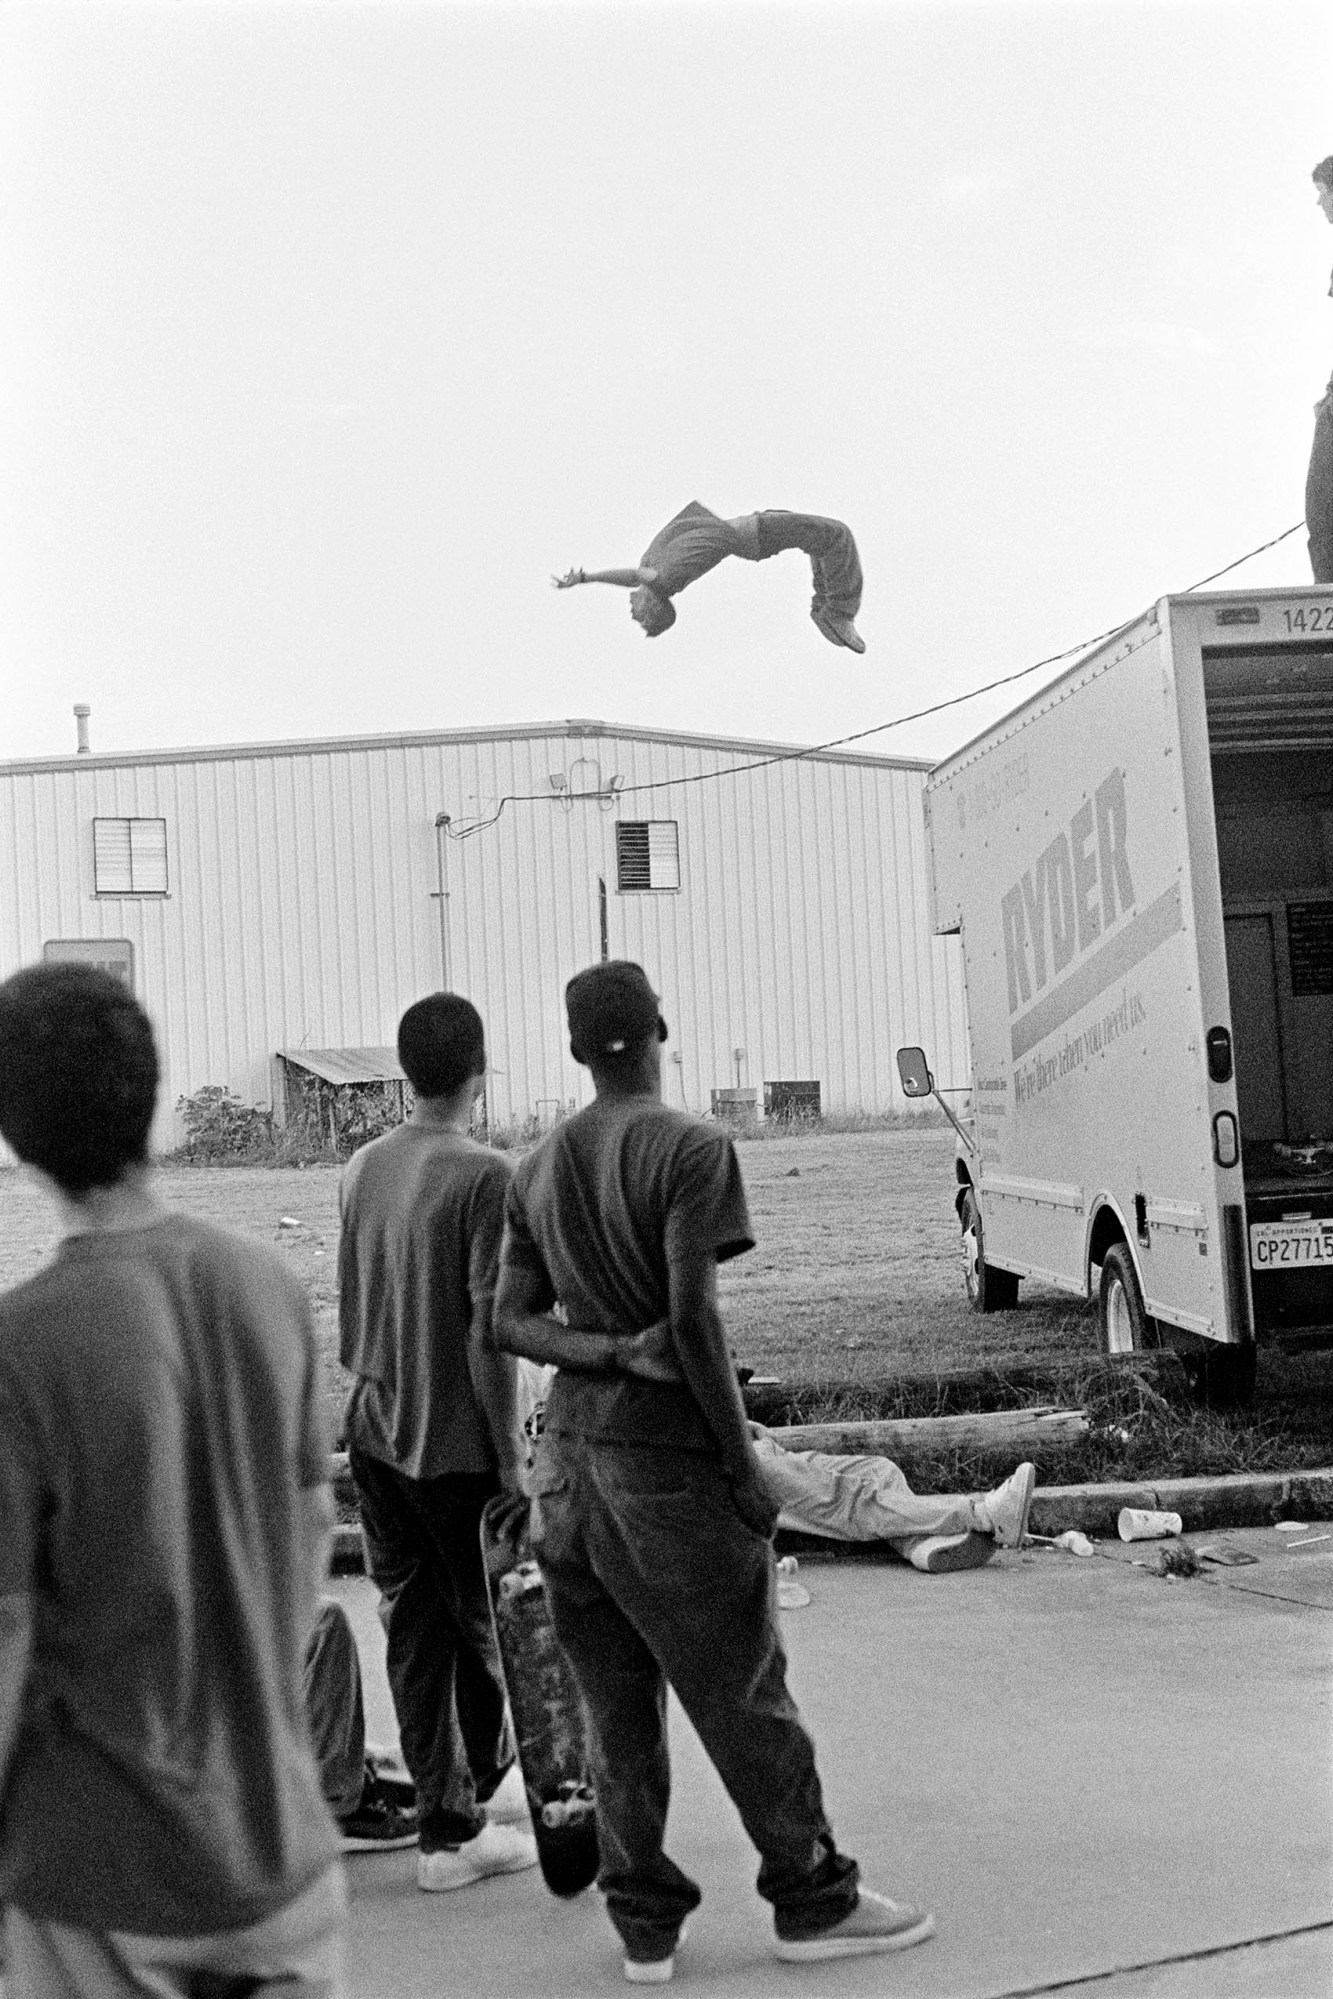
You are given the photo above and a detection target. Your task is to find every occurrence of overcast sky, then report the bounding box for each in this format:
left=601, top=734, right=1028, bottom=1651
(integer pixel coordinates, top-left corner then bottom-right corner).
left=2, top=0, right=1331, bottom=770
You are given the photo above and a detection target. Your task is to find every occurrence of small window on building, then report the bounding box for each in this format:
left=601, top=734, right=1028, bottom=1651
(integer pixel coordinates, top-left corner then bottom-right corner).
left=616, top=820, right=680, bottom=892
left=93, top=817, right=169, bottom=895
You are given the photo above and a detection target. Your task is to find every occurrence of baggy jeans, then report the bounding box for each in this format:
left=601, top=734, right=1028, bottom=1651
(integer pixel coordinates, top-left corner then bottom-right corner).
left=349, top=1450, right=512, bottom=1841
left=751, top=1429, right=979, bottom=1546
left=755, top=511, right=863, bottom=619
left=1307, top=389, right=1333, bottom=584
left=530, top=1436, right=859, bottom=1960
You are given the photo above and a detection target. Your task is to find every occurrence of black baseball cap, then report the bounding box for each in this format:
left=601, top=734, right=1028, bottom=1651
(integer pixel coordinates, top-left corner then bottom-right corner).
left=565, top=961, right=667, bottom=1062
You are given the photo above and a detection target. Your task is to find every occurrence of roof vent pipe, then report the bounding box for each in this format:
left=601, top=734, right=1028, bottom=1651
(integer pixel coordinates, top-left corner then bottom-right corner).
left=73, top=705, right=91, bottom=755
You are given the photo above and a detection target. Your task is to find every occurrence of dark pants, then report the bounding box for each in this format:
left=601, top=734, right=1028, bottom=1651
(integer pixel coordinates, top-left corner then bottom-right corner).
left=303, top=1600, right=366, bottom=1819
left=530, top=1436, right=858, bottom=1960
left=349, top=1449, right=512, bottom=1843
left=756, top=511, right=863, bottom=618
left=1308, top=391, right=1333, bottom=584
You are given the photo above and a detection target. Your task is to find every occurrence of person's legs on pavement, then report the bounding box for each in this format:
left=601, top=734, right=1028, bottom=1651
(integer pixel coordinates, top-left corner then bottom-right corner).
left=752, top=1430, right=1035, bottom=1571
left=571, top=1443, right=934, bottom=1964
left=412, top=1469, right=518, bottom=1819
left=303, top=1600, right=418, bottom=1852
left=304, top=1601, right=367, bottom=1819
left=351, top=1451, right=535, bottom=1890
left=533, top=1457, right=702, bottom=1977
left=752, top=1431, right=975, bottom=1540
left=348, top=1449, right=483, bottom=1841
left=575, top=1449, right=866, bottom=1940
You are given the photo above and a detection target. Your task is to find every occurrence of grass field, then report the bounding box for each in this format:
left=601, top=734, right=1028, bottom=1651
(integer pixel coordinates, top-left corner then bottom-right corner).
left=3, top=1127, right=1330, bottom=1490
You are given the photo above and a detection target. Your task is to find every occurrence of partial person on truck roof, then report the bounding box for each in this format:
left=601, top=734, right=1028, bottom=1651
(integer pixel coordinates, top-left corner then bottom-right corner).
left=1305, top=154, right=1333, bottom=585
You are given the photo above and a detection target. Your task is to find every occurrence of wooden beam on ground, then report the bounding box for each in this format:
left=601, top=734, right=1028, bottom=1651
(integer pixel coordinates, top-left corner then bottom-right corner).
left=762, top=1407, right=1088, bottom=1458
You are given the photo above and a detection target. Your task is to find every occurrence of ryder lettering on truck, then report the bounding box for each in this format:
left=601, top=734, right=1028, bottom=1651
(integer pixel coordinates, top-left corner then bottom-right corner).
left=999, top=767, right=1184, bottom=1065
left=1001, top=769, right=1134, bottom=1014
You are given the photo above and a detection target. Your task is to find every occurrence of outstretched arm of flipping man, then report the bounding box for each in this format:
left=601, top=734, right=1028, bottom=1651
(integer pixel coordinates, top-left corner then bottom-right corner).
left=551, top=565, right=660, bottom=590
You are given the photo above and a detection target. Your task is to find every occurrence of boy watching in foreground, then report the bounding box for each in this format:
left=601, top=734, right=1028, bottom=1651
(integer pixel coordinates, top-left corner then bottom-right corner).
left=0, top=964, right=345, bottom=1997
left=495, top=960, right=935, bottom=1984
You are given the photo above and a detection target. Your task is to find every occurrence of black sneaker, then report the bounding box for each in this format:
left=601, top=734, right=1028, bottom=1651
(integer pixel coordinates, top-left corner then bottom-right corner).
left=364, top=1750, right=416, bottom=1813
left=338, top=1771, right=420, bottom=1853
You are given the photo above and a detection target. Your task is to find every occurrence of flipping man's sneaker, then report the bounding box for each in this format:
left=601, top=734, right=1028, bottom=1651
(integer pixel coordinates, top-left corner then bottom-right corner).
left=810, top=604, right=867, bottom=653
left=337, top=1772, right=419, bottom=1853
left=906, top=1529, right=998, bottom=1574
left=417, top=1820, right=539, bottom=1892
left=975, top=1462, right=1037, bottom=1548
left=624, top=1922, right=688, bottom=1985
left=774, top=1888, right=935, bottom=1962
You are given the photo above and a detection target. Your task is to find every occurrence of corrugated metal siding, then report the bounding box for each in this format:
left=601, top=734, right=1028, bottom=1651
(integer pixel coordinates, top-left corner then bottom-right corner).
left=0, top=725, right=969, bottom=1148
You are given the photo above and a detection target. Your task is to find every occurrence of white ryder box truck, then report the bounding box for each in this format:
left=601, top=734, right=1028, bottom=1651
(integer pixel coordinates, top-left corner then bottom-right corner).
left=902, top=586, right=1333, bottom=1400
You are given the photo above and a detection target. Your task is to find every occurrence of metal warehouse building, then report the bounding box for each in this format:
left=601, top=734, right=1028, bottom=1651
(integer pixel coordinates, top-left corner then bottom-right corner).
left=0, top=717, right=967, bottom=1150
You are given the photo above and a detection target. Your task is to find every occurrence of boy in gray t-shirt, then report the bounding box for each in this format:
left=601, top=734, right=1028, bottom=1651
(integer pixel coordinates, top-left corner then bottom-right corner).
left=0, top=963, right=345, bottom=1997
left=338, top=992, right=536, bottom=1894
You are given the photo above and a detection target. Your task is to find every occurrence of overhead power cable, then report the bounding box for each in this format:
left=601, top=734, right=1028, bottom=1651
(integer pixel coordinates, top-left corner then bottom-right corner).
left=446, top=521, right=1305, bottom=840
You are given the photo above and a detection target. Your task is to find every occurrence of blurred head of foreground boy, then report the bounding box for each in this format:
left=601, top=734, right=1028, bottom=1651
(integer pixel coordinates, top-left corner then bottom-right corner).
left=0, top=963, right=347, bottom=1997
left=495, top=960, right=935, bottom=1986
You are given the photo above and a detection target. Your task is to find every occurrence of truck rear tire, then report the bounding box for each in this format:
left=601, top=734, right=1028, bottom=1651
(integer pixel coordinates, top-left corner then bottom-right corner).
left=960, top=1187, right=1020, bottom=1313
left=1098, top=1243, right=1156, bottom=1354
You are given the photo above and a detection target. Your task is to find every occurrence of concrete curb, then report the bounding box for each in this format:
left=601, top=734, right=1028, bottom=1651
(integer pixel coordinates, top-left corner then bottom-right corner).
left=1029, top=1468, right=1333, bottom=1539
left=329, top=1466, right=1333, bottom=1574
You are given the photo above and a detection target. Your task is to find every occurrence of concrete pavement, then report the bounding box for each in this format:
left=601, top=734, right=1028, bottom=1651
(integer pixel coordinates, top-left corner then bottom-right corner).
left=332, top=1524, right=1333, bottom=1999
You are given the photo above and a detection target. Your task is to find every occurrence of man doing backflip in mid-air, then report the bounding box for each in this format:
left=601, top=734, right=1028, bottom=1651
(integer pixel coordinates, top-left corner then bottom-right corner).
left=553, top=501, right=867, bottom=653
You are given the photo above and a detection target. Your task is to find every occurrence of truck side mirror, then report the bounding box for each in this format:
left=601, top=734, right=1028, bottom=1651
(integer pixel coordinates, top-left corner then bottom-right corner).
left=896, top=1046, right=934, bottom=1098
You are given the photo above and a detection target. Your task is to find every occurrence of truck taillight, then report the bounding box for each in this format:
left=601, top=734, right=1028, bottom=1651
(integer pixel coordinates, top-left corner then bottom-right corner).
left=1213, top=1112, right=1239, bottom=1168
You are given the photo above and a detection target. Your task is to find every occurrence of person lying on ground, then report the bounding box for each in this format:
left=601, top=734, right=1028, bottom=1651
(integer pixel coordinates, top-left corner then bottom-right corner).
left=518, top=1364, right=1035, bottom=1577
left=553, top=500, right=866, bottom=652
left=495, top=959, right=934, bottom=1986
left=748, top=1426, right=1036, bottom=1574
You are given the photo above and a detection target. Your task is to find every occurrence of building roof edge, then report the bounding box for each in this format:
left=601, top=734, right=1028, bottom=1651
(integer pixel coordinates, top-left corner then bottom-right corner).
left=0, top=716, right=933, bottom=778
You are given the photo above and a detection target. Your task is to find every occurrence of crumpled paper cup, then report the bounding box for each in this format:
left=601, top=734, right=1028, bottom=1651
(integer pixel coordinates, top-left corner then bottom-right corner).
left=1118, top=1507, right=1183, bottom=1542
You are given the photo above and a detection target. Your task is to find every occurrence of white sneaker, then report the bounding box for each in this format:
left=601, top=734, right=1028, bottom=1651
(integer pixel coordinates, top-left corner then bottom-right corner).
left=774, top=1888, right=935, bottom=1962
left=485, top=1763, right=530, bottom=1824
left=624, top=1922, right=687, bottom=1984
left=976, top=1462, right=1036, bottom=1548
left=416, top=1820, right=538, bottom=1892
left=906, top=1530, right=998, bottom=1573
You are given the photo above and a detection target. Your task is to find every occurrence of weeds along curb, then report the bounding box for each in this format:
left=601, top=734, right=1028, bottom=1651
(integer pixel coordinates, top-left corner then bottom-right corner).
left=326, top=1463, right=1333, bottom=1575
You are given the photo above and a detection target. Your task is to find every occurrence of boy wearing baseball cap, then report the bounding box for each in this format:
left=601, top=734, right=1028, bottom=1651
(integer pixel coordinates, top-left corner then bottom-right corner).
left=495, top=961, right=934, bottom=1983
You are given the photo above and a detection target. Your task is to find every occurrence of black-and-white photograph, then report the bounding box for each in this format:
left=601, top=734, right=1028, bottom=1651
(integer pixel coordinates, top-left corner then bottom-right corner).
left=1, top=4, right=1331, bottom=1995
